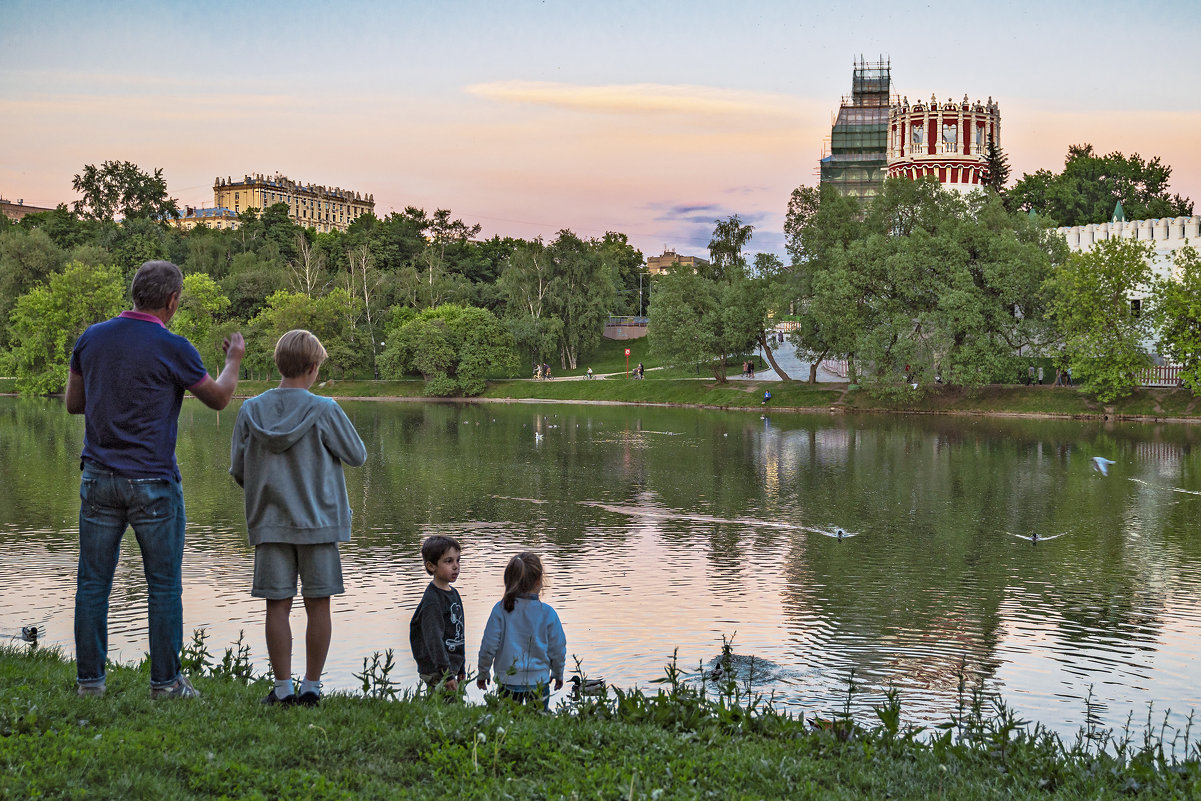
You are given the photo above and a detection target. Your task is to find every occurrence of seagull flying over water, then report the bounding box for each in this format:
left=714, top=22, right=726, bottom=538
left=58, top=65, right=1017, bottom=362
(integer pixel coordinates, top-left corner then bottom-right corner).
left=1092, top=457, right=1116, bottom=476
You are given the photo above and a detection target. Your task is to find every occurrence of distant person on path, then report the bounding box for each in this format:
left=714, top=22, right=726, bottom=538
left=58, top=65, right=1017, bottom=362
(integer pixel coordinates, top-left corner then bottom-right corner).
left=1027, top=365, right=1036, bottom=386
left=230, top=330, right=367, bottom=707
left=586, top=367, right=593, bottom=380
left=636, top=362, right=644, bottom=379
left=410, top=535, right=466, bottom=695
left=1037, top=366, right=1044, bottom=385
left=66, top=260, right=244, bottom=699
left=477, top=552, right=566, bottom=708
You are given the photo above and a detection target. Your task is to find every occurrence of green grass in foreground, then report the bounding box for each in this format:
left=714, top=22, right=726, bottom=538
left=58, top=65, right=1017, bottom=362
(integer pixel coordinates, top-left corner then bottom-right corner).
left=2, top=642, right=1198, bottom=800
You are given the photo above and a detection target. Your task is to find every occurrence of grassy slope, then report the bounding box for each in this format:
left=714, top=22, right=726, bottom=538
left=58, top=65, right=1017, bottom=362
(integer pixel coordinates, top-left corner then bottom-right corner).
left=2, top=646, right=1198, bottom=800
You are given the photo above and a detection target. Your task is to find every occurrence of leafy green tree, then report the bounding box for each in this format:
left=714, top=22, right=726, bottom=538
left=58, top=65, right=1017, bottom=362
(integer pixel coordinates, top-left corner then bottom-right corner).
left=599, top=232, right=645, bottom=315
left=544, top=230, right=615, bottom=370
left=784, top=179, right=1061, bottom=388
left=378, top=304, right=517, bottom=396
left=706, top=214, right=753, bottom=281
left=99, top=216, right=177, bottom=272
left=221, top=250, right=288, bottom=323
left=1045, top=236, right=1155, bottom=401
left=71, top=160, right=179, bottom=223
left=7, top=261, right=126, bottom=395
left=247, top=288, right=366, bottom=379
left=1009, top=144, right=1193, bottom=226
left=0, top=228, right=67, bottom=348
left=1152, top=245, right=1201, bottom=394
left=171, top=273, right=232, bottom=372
left=648, top=271, right=722, bottom=377
left=18, top=204, right=102, bottom=250
left=783, top=184, right=865, bottom=382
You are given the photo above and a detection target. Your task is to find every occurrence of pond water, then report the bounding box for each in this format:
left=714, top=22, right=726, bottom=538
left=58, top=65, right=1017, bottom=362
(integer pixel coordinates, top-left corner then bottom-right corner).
left=2, top=396, right=1200, bottom=739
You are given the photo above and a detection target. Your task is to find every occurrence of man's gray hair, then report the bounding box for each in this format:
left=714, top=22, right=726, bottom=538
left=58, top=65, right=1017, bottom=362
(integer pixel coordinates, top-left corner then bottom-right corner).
left=130, top=261, right=184, bottom=311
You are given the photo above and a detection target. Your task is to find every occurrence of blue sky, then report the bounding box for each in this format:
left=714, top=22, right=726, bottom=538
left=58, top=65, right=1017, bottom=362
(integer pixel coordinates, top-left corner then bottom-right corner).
left=3, top=0, right=1198, bottom=257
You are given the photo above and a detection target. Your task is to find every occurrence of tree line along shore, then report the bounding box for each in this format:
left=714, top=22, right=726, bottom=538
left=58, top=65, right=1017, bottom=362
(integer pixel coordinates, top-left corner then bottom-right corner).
left=2, top=148, right=1198, bottom=406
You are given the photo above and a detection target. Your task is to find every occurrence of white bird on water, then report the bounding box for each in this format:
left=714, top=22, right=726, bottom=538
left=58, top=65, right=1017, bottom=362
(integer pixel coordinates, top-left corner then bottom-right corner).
left=1092, top=457, right=1116, bottom=476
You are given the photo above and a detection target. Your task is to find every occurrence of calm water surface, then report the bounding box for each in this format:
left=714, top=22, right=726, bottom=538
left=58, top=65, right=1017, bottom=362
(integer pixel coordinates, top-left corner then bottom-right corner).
left=2, top=396, right=1200, bottom=738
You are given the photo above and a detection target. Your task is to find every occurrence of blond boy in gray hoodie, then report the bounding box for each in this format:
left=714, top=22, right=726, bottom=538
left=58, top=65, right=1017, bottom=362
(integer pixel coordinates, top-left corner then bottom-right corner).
left=230, top=330, right=367, bottom=706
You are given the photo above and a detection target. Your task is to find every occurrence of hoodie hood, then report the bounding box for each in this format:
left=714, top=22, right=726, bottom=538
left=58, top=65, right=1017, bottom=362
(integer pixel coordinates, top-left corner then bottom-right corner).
left=239, top=388, right=327, bottom=453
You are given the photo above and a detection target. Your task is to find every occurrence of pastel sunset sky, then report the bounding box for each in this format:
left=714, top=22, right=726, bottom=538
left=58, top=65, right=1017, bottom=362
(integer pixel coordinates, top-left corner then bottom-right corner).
left=2, top=0, right=1198, bottom=259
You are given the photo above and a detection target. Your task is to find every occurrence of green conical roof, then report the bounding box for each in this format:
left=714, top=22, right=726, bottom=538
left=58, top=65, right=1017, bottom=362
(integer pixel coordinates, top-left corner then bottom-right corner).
left=1112, top=200, right=1126, bottom=223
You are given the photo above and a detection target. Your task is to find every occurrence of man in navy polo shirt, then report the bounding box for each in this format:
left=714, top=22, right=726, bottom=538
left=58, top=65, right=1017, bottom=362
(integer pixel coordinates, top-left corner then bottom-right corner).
left=66, top=260, right=245, bottom=699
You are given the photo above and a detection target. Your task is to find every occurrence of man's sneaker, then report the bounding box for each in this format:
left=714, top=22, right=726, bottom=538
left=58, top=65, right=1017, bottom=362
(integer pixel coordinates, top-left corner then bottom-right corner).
left=76, top=683, right=106, bottom=698
left=151, top=675, right=200, bottom=699
left=261, top=689, right=297, bottom=706
left=296, top=690, right=321, bottom=708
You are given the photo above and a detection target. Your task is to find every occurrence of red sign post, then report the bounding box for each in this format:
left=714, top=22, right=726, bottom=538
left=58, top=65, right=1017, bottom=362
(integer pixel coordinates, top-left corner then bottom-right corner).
left=625, top=348, right=631, bottom=376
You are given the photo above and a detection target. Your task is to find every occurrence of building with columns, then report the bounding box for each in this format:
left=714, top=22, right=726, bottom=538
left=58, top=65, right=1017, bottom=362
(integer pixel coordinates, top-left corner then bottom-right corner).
left=212, top=173, right=374, bottom=233
left=887, top=95, right=1001, bottom=192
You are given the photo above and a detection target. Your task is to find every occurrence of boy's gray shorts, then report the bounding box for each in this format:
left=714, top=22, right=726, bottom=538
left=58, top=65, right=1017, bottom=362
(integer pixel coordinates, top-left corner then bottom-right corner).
left=252, top=542, right=344, bottom=600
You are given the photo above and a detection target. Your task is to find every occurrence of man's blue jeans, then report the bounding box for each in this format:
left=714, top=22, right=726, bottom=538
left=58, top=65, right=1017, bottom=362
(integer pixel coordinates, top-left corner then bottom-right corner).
left=75, top=465, right=186, bottom=688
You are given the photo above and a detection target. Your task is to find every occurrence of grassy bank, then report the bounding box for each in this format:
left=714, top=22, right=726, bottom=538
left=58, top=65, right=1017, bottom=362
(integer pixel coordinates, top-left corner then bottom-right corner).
left=293, top=377, right=1200, bottom=422
left=6, top=370, right=1200, bottom=421
left=2, top=644, right=1198, bottom=800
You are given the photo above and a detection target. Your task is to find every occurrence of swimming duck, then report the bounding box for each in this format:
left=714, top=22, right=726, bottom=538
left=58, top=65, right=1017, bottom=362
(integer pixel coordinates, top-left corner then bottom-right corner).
left=20, top=625, right=38, bottom=643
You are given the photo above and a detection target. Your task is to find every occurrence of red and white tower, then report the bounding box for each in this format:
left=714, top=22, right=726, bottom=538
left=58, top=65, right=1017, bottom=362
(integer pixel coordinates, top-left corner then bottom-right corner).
left=887, top=95, right=1000, bottom=192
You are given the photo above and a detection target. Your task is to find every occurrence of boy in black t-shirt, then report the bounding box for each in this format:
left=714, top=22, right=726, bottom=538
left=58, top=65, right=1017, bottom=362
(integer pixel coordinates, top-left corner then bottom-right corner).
left=409, top=536, right=465, bottom=692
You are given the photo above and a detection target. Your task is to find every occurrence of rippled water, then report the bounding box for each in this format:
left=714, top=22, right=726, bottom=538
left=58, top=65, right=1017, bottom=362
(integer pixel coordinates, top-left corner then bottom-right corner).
left=2, top=396, right=1200, bottom=738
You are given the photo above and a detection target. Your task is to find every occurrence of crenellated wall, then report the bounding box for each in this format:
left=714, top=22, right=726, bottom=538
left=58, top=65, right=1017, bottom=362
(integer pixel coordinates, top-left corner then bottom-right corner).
left=1056, top=216, right=1201, bottom=280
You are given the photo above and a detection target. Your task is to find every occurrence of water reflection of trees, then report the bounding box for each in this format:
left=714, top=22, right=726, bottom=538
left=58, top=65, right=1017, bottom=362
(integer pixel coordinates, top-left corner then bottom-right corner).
left=4, top=398, right=1201, bottom=707
left=770, top=414, right=1200, bottom=699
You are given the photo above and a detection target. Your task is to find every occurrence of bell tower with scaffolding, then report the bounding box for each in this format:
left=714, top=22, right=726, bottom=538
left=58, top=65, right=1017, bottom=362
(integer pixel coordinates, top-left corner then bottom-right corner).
left=819, top=58, right=893, bottom=200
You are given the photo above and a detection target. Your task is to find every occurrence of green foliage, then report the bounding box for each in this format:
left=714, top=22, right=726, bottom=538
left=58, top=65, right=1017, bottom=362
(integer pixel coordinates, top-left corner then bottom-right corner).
left=498, top=230, right=617, bottom=369
left=1009, top=144, right=1193, bottom=226
left=1152, top=245, right=1201, bottom=394
left=0, top=227, right=67, bottom=348
left=1046, top=236, right=1155, bottom=401
left=71, top=160, right=179, bottom=223
left=379, top=303, right=518, bottom=396
left=983, top=136, right=1011, bottom=194
left=354, top=649, right=402, bottom=700
left=246, top=288, right=367, bottom=379
left=171, top=272, right=232, bottom=372
left=7, top=261, right=126, bottom=395
left=705, top=214, right=753, bottom=281
left=784, top=179, right=1061, bottom=389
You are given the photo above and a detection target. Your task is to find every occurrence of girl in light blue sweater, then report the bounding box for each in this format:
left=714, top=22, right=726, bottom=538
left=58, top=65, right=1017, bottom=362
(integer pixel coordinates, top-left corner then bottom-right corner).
left=476, top=552, right=566, bottom=707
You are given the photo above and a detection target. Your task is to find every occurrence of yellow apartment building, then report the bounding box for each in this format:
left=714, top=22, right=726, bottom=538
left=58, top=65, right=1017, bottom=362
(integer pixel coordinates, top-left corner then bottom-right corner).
left=645, top=249, right=709, bottom=276
left=213, top=172, right=374, bottom=233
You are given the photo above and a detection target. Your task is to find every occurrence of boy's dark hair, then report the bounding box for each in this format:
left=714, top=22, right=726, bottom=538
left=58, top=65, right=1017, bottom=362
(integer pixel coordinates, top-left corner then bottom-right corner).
left=422, top=535, right=461, bottom=574
left=131, top=260, right=183, bottom=310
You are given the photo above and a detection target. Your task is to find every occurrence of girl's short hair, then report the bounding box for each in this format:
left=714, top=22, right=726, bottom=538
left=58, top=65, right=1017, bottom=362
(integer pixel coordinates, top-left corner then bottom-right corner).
left=274, top=329, right=328, bottom=378
left=502, top=551, right=543, bottom=612
left=421, top=535, right=461, bottom=574
left=130, top=260, right=183, bottom=310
